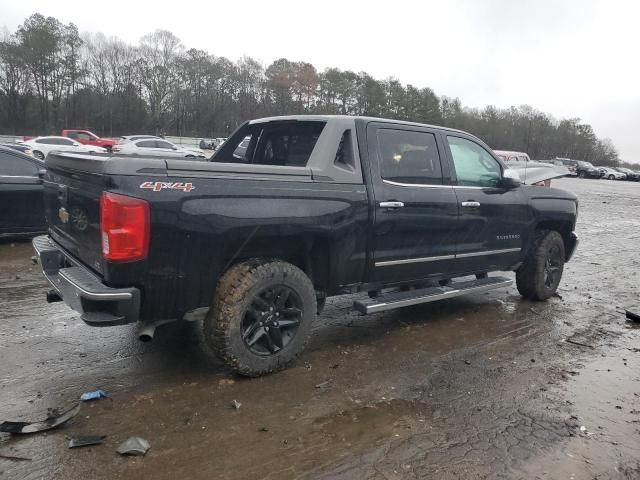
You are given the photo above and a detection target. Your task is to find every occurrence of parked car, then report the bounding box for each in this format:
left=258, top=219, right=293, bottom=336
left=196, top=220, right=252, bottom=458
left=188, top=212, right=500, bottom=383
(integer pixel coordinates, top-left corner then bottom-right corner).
left=0, top=146, right=46, bottom=237
left=62, top=129, right=118, bottom=151
left=557, top=158, right=600, bottom=178
left=34, top=115, right=579, bottom=377
left=493, top=150, right=531, bottom=163
left=199, top=137, right=228, bottom=150
left=23, top=136, right=108, bottom=160
left=112, top=135, right=160, bottom=153
left=1, top=142, right=33, bottom=157
left=115, top=138, right=206, bottom=158
left=597, top=167, right=626, bottom=180
left=614, top=167, right=639, bottom=181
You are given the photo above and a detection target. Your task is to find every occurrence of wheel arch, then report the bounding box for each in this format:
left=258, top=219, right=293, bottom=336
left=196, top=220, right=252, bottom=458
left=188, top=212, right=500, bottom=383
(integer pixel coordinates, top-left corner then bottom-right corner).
left=221, top=234, right=331, bottom=294
left=533, top=220, right=574, bottom=261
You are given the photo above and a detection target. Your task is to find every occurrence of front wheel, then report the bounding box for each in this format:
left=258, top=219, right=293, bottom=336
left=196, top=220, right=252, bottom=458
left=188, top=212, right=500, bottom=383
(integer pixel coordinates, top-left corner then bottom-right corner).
left=204, top=259, right=316, bottom=377
left=578, top=171, right=586, bottom=178
left=33, top=150, right=44, bottom=160
left=608, top=175, right=615, bottom=180
left=516, top=230, right=565, bottom=301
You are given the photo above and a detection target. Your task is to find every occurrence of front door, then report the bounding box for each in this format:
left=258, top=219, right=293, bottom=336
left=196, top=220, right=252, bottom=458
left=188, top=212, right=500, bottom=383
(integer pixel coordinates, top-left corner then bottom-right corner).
left=367, top=123, right=459, bottom=285
left=444, top=135, right=531, bottom=275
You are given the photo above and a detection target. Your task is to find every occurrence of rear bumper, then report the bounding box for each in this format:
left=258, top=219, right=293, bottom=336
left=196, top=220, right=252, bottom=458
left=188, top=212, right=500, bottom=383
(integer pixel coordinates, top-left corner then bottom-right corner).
left=565, top=232, right=579, bottom=262
left=32, top=235, right=140, bottom=326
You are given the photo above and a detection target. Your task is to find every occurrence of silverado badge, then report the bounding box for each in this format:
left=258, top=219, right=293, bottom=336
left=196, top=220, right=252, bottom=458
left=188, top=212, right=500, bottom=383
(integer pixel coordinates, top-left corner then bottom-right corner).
left=58, top=207, right=69, bottom=224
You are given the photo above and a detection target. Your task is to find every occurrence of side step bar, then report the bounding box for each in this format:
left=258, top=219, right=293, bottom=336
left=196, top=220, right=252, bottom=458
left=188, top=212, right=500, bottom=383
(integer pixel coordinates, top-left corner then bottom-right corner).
left=353, top=276, right=513, bottom=314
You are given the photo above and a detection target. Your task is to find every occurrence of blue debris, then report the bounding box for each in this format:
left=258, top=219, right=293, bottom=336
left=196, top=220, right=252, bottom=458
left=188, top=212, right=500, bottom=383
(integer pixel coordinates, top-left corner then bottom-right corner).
left=80, top=390, right=108, bottom=401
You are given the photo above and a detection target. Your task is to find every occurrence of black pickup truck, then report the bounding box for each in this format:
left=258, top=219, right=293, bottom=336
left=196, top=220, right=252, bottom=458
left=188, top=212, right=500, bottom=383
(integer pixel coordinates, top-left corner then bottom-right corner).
left=33, top=115, right=578, bottom=376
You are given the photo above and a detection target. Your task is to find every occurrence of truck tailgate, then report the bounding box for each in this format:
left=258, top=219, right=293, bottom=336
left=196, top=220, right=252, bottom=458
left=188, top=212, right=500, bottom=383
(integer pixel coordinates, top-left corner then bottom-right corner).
left=43, top=152, right=166, bottom=276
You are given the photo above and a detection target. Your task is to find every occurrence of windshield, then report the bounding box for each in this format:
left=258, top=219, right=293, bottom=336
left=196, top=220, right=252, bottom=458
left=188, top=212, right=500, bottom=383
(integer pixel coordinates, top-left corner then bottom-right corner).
left=578, top=161, right=594, bottom=168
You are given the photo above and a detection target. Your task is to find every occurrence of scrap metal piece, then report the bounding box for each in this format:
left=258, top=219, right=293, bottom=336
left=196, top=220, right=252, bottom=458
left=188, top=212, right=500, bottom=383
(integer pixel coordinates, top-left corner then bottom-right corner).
left=626, top=309, right=640, bottom=322
left=80, top=390, right=108, bottom=401
left=116, top=437, right=150, bottom=456
left=0, top=404, right=81, bottom=434
left=68, top=435, right=106, bottom=448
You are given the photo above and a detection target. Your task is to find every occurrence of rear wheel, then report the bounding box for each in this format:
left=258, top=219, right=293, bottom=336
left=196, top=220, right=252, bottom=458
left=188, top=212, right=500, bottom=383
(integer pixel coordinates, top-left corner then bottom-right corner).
left=204, top=259, right=316, bottom=377
left=578, top=171, right=586, bottom=178
left=33, top=150, right=44, bottom=160
left=516, top=230, right=565, bottom=301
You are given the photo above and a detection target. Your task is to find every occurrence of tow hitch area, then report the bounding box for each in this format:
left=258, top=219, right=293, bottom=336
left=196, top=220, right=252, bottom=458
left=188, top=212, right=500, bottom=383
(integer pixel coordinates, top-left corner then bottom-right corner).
left=46, top=290, right=62, bottom=303
left=353, top=276, right=513, bottom=314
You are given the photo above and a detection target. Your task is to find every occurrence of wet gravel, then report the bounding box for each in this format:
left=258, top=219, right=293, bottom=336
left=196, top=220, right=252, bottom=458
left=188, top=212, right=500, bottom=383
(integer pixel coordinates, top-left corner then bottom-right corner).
left=1, top=177, right=639, bottom=479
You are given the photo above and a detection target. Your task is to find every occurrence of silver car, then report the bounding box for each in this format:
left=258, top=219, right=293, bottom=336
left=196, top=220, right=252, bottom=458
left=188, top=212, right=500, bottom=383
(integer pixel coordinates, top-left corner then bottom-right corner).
left=116, top=139, right=206, bottom=158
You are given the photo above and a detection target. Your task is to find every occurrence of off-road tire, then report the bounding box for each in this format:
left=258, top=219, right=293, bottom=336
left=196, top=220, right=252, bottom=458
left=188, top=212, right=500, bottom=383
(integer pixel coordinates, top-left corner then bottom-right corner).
left=516, top=230, right=565, bottom=301
left=204, top=259, right=316, bottom=377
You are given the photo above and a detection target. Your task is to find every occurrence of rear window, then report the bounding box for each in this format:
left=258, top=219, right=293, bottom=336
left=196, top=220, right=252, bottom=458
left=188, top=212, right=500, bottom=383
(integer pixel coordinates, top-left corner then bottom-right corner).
left=214, top=121, right=326, bottom=167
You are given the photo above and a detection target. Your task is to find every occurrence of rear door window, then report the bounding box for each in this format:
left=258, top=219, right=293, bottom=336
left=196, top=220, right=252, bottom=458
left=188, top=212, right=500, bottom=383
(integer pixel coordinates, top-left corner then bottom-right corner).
left=155, top=141, right=175, bottom=149
left=137, top=141, right=155, bottom=148
left=377, top=129, right=443, bottom=185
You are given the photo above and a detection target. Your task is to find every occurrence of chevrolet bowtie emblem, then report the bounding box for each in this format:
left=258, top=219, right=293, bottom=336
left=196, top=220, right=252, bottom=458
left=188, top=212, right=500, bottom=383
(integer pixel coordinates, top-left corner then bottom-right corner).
left=58, top=207, right=69, bottom=224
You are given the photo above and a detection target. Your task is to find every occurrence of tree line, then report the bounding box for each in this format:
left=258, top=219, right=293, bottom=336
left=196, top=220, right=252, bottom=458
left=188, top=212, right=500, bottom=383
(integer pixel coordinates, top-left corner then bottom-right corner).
left=0, top=13, right=623, bottom=166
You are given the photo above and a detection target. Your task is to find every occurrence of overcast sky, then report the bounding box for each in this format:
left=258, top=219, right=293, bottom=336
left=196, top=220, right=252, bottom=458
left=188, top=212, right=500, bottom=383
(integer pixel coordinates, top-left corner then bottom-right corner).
left=3, top=0, right=639, bottom=161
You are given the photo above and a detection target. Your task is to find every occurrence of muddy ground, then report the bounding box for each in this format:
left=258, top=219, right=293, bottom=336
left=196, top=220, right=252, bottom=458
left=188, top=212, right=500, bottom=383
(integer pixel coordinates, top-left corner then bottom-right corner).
left=1, top=177, right=639, bottom=480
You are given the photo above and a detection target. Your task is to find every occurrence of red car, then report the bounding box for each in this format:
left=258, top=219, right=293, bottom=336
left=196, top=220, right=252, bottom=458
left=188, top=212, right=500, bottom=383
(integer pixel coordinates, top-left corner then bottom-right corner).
left=61, top=130, right=118, bottom=151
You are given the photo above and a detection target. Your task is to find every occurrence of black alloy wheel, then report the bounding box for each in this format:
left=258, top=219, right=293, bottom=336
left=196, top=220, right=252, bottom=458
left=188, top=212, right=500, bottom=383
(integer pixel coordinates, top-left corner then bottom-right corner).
left=543, top=243, right=563, bottom=290
left=241, top=285, right=303, bottom=356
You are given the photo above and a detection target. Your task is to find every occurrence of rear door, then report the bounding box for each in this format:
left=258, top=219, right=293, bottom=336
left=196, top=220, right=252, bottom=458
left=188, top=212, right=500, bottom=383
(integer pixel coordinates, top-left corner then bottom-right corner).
left=444, top=135, right=531, bottom=275
left=0, top=149, right=45, bottom=234
left=155, top=140, right=184, bottom=157
left=367, top=122, right=458, bottom=285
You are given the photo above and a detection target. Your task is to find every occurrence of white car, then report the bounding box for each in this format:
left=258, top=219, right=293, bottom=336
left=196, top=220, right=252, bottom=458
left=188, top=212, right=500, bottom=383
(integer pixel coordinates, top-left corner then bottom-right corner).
left=597, top=167, right=626, bottom=180
left=112, top=135, right=160, bottom=153
left=116, top=138, right=206, bottom=158
left=24, top=136, right=107, bottom=160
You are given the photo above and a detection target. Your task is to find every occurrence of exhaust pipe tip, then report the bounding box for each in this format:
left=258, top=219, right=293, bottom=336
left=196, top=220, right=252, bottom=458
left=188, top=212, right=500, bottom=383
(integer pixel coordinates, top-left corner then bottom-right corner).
left=138, top=326, right=156, bottom=342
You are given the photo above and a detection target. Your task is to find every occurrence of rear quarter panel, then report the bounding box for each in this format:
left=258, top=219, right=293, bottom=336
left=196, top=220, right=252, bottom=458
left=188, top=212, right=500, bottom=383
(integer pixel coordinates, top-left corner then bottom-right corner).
left=124, top=174, right=369, bottom=321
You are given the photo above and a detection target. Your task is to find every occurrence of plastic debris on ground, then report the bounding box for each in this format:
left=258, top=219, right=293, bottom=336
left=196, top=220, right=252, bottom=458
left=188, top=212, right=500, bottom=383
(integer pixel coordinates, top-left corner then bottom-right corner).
left=0, top=404, right=81, bottom=434
left=68, top=435, right=106, bottom=448
left=116, top=437, right=150, bottom=456
left=80, top=390, right=109, bottom=401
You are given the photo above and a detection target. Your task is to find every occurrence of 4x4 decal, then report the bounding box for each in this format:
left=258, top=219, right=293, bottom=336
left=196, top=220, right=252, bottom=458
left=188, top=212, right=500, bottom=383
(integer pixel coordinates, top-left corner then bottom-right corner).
left=140, top=181, right=195, bottom=192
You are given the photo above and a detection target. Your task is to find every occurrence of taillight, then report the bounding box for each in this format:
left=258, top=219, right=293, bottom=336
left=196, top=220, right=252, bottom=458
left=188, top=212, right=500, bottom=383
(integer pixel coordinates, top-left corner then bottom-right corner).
left=100, top=192, right=150, bottom=262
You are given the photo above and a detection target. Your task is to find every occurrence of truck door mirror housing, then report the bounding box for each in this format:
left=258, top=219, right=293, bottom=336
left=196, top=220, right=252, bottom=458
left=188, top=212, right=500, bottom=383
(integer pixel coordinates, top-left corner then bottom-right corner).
left=501, top=168, right=522, bottom=189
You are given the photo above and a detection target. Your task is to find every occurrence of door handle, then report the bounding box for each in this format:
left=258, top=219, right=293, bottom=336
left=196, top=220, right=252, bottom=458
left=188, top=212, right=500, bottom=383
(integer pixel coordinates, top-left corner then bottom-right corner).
left=379, top=201, right=404, bottom=209
left=461, top=201, right=480, bottom=208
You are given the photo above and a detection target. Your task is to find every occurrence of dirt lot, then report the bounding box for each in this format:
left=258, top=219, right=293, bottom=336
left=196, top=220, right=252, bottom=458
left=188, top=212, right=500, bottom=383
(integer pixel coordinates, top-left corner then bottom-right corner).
left=1, top=177, right=639, bottom=480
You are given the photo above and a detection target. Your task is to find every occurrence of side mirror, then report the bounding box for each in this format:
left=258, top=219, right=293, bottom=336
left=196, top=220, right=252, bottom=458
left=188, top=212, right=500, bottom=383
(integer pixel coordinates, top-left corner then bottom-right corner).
left=501, top=169, right=522, bottom=189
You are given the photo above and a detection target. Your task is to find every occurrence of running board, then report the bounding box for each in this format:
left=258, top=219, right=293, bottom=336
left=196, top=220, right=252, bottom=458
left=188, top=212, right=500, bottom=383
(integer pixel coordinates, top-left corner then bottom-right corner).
left=353, top=276, right=513, bottom=314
